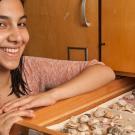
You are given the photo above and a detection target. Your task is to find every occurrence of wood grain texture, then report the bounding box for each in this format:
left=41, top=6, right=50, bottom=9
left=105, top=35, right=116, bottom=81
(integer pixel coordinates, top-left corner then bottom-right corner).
left=17, top=77, right=135, bottom=134
left=24, top=0, right=98, bottom=60
left=102, top=0, right=135, bottom=74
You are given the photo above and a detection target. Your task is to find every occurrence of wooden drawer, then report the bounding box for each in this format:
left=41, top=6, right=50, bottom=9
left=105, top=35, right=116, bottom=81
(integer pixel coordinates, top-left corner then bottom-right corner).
left=17, top=77, right=135, bottom=135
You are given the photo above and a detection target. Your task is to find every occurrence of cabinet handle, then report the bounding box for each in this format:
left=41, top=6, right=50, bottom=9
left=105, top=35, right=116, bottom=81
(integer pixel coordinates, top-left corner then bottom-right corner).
left=82, top=0, right=91, bottom=27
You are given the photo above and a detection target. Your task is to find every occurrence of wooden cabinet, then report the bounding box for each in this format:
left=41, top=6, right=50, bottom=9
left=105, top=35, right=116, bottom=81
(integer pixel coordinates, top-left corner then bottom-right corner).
left=24, top=0, right=135, bottom=74
left=24, top=0, right=99, bottom=61
left=101, top=0, right=135, bottom=75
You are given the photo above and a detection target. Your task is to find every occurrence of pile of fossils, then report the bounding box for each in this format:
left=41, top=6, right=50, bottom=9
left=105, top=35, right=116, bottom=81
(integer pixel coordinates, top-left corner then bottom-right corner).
left=63, top=108, right=135, bottom=134
left=63, top=94, right=135, bottom=135
left=110, top=94, right=135, bottom=113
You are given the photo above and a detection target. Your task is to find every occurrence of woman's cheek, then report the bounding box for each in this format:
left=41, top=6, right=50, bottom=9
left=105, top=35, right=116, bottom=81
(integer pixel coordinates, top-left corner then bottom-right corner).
left=22, top=29, right=29, bottom=45
left=0, top=33, right=7, bottom=46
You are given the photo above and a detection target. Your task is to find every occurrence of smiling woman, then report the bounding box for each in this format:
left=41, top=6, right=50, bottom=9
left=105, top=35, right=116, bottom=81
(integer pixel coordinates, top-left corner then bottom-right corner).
left=0, top=0, right=29, bottom=98
left=0, top=0, right=33, bottom=134
left=0, top=0, right=115, bottom=135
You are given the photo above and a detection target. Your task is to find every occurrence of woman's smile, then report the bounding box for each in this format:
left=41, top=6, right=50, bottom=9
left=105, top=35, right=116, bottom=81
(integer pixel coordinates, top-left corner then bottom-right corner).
left=0, top=47, right=20, bottom=57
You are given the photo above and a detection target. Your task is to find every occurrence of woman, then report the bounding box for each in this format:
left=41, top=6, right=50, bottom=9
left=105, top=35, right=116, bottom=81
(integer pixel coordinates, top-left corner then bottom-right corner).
left=0, top=0, right=115, bottom=134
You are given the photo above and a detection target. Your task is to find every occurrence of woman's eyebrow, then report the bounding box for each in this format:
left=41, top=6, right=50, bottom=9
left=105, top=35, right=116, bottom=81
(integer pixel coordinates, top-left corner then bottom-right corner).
left=20, top=15, right=27, bottom=20
left=0, top=15, right=27, bottom=20
left=0, top=15, right=9, bottom=20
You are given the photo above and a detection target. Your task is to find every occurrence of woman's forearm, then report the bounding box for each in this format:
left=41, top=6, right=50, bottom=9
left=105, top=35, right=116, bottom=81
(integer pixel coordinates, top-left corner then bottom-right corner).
left=49, top=64, right=115, bottom=102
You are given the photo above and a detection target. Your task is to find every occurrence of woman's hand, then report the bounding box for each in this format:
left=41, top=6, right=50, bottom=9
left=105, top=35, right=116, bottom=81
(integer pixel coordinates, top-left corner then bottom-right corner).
left=1, top=92, right=57, bottom=112
left=0, top=110, right=35, bottom=135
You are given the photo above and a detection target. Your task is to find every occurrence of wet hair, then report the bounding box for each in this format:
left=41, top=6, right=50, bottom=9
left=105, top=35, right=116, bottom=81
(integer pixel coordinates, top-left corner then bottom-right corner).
left=20, top=0, right=25, bottom=5
left=10, top=56, right=30, bottom=97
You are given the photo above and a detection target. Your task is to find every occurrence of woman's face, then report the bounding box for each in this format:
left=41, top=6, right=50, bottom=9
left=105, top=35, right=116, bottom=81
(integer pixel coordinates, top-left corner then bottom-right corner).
left=0, top=0, right=29, bottom=71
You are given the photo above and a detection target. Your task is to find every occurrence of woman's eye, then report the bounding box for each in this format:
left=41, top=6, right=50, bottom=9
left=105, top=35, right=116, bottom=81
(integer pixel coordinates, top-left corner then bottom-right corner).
left=0, top=23, right=7, bottom=28
left=18, top=23, right=27, bottom=28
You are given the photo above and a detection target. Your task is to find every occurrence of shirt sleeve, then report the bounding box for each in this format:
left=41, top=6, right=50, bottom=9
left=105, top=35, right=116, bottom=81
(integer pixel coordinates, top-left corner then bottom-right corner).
left=23, top=56, right=103, bottom=94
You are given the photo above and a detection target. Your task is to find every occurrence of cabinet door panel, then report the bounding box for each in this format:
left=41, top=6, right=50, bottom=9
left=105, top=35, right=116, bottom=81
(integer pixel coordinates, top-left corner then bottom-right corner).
left=24, top=0, right=98, bottom=60
left=102, top=0, right=135, bottom=74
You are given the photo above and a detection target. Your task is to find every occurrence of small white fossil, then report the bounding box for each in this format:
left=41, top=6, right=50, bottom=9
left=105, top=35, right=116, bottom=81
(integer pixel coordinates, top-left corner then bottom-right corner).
left=102, top=118, right=110, bottom=124
left=110, top=122, right=115, bottom=126
left=67, top=128, right=78, bottom=135
left=90, top=123, right=102, bottom=130
left=124, top=104, right=134, bottom=112
left=70, top=116, right=78, bottom=123
left=78, top=131, right=91, bottom=135
left=93, top=108, right=106, bottom=118
left=92, top=128, right=104, bottom=135
left=104, top=110, right=114, bottom=119
left=110, top=103, right=120, bottom=110
left=88, top=118, right=100, bottom=126
left=124, top=94, right=135, bottom=100
left=79, top=114, right=90, bottom=123
left=113, top=114, right=122, bottom=120
left=65, top=121, right=79, bottom=129
left=117, top=99, right=127, bottom=107
left=107, top=125, right=123, bottom=135
left=78, top=124, right=89, bottom=132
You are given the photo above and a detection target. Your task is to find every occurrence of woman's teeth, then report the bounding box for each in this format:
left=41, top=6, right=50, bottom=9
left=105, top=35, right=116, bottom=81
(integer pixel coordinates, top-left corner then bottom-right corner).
left=3, top=48, right=19, bottom=53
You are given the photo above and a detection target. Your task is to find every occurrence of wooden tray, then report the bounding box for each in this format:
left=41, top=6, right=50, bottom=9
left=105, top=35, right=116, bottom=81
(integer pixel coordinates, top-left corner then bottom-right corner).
left=17, top=77, right=135, bottom=135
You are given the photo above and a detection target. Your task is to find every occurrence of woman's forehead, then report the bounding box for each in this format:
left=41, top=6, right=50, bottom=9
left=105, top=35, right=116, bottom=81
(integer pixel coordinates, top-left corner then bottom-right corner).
left=0, top=0, right=24, bottom=18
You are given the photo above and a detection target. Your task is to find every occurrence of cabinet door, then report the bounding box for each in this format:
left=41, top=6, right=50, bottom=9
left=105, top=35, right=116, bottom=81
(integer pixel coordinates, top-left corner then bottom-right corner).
left=24, top=0, right=98, bottom=60
left=102, top=0, right=135, bottom=74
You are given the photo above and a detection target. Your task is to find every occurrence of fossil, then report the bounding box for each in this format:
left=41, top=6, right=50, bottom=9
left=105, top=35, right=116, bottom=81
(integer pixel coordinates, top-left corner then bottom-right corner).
left=107, top=125, right=123, bottom=135
left=88, top=118, right=100, bottom=125
left=117, top=99, right=127, bottom=107
left=65, top=121, right=79, bottom=129
left=104, top=110, right=114, bottom=119
left=110, top=103, right=120, bottom=110
left=77, top=124, right=89, bottom=132
left=93, top=108, right=106, bottom=118
left=124, top=94, right=135, bottom=100
left=63, top=92, right=135, bottom=135
left=79, top=114, right=90, bottom=123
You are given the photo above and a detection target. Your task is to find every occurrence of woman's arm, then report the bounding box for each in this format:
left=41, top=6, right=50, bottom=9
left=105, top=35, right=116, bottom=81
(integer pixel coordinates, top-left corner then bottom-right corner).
left=23, top=57, right=114, bottom=94
left=49, top=64, right=115, bottom=101
left=2, top=64, right=115, bottom=112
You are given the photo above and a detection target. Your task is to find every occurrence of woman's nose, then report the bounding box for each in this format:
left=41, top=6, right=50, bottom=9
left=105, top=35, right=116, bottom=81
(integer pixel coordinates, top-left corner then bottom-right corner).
left=8, top=28, right=23, bottom=44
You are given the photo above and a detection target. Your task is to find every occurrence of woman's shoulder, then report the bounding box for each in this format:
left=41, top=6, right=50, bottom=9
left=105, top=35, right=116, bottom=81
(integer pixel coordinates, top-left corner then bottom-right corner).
left=23, top=56, right=43, bottom=71
left=23, top=56, right=49, bottom=64
left=23, top=56, right=41, bottom=62
left=23, top=56, right=62, bottom=67
left=23, top=56, right=57, bottom=62
left=23, top=56, right=105, bottom=70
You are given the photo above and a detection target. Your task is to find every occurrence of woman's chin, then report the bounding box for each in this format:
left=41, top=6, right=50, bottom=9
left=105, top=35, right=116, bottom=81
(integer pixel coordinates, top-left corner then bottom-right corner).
left=3, top=62, right=20, bottom=71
